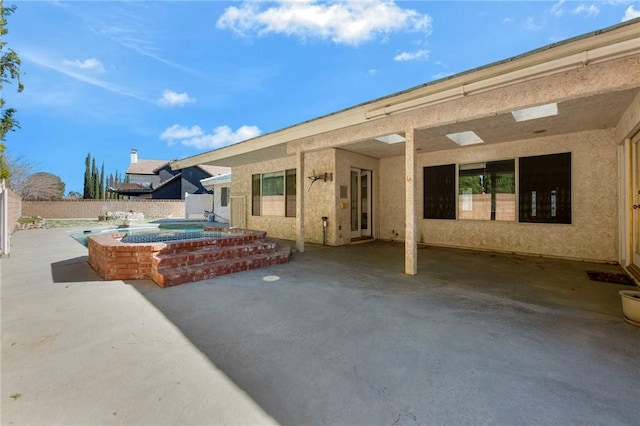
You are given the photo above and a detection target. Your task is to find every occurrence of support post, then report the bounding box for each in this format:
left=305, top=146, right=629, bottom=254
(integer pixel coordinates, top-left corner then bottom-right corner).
left=405, top=128, right=417, bottom=275
left=296, top=151, right=305, bottom=253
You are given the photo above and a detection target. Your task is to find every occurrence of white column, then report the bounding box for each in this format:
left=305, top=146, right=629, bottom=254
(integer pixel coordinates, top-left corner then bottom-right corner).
left=296, top=151, right=305, bottom=253
left=405, top=128, right=417, bottom=275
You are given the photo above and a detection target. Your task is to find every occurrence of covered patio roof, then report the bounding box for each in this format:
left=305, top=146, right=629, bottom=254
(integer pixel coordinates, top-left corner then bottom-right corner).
left=171, top=19, right=640, bottom=170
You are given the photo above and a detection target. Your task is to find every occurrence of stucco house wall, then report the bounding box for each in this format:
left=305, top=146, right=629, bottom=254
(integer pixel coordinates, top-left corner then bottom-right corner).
left=334, top=149, right=380, bottom=246
left=379, top=128, right=618, bottom=262
left=232, top=148, right=382, bottom=245
left=171, top=20, right=639, bottom=272
left=233, top=156, right=298, bottom=240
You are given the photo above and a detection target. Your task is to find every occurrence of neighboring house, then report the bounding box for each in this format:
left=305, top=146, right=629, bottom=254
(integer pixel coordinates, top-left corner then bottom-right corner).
left=200, top=173, right=231, bottom=223
left=172, top=20, right=640, bottom=279
left=110, top=149, right=229, bottom=200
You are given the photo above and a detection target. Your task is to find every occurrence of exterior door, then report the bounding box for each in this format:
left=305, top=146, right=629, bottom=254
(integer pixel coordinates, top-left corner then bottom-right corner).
left=350, top=168, right=372, bottom=240
left=632, top=133, right=640, bottom=271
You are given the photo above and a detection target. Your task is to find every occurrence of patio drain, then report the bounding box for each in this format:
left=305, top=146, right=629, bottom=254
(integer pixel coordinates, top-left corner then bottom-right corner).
left=263, top=275, right=280, bottom=282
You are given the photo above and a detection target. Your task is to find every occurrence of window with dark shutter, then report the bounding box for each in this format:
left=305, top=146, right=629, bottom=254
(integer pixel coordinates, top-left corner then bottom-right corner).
left=424, top=164, right=456, bottom=219
left=519, top=153, right=571, bottom=224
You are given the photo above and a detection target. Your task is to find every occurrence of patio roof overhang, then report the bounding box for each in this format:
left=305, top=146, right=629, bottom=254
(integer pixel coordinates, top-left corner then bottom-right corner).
left=171, top=19, right=640, bottom=171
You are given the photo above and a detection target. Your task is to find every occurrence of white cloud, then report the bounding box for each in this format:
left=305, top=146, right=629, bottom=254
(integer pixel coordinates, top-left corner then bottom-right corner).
left=524, top=17, right=544, bottom=31
left=368, top=69, right=377, bottom=76
left=62, top=57, right=104, bottom=72
left=160, top=124, right=204, bottom=141
left=502, top=17, right=514, bottom=24
left=24, top=49, right=150, bottom=102
left=158, top=90, right=196, bottom=107
left=550, top=0, right=566, bottom=17
left=394, top=49, right=429, bottom=62
left=622, top=5, right=640, bottom=21
left=573, top=4, right=600, bottom=17
left=160, top=124, right=261, bottom=149
left=216, top=0, right=432, bottom=46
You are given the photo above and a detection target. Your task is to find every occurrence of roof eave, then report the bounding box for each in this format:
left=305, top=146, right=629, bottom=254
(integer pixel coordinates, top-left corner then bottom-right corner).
left=171, top=19, right=640, bottom=170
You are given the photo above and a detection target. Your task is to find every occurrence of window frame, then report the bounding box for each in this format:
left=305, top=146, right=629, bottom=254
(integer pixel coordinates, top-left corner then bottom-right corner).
left=422, top=152, right=572, bottom=224
left=252, top=169, right=297, bottom=217
left=423, top=164, right=456, bottom=220
left=458, top=159, right=516, bottom=222
left=518, top=152, right=572, bottom=224
left=220, top=187, right=229, bottom=207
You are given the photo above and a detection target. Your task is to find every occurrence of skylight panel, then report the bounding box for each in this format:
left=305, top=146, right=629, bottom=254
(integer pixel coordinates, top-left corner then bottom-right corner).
left=446, top=131, right=484, bottom=146
left=511, top=103, right=558, bottom=122
left=375, top=134, right=406, bottom=144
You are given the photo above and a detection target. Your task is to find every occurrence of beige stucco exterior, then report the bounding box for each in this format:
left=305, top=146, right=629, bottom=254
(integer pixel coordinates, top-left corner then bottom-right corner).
left=173, top=20, right=640, bottom=272
left=231, top=148, right=380, bottom=246
left=380, top=129, right=619, bottom=262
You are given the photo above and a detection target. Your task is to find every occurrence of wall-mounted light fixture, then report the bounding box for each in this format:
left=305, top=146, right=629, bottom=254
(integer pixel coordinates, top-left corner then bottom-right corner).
left=307, top=170, right=333, bottom=191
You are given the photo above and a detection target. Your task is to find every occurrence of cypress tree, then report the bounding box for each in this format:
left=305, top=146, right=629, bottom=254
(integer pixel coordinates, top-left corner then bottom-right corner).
left=91, top=158, right=98, bottom=199
left=83, top=153, right=91, bottom=199
left=107, top=173, right=113, bottom=199
left=99, top=163, right=105, bottom=199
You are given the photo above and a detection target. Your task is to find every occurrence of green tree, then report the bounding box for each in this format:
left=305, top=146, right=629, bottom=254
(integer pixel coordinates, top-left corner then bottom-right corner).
left=83, top=153, right=91, bottom=198
left=0, top=5, right=24, bottom=182
left=99, top=162, right=105, bottom=199
left=0, top=144, right=8, bottom=181
left=0, top=4, right=22, bottom=142
left=91, top=157, right=98, bottom=199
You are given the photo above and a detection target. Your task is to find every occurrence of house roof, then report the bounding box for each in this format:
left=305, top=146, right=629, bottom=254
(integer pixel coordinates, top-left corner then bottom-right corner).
left=126, top=159, right=168, bottom=175
left=200, top=172, right=232, bottom=189
left=197, top=164, right=231, bottom=177
left=171, top=18, right=640, bottom=170
left=127, top=159, right=230, bottom=177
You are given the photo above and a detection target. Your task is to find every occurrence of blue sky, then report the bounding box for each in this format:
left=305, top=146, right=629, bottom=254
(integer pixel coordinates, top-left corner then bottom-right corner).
left=3, top=0, right=639, bottom=194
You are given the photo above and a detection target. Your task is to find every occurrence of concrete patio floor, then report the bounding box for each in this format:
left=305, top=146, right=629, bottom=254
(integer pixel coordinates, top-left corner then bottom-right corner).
left=1, top=226, right=639, bottom=425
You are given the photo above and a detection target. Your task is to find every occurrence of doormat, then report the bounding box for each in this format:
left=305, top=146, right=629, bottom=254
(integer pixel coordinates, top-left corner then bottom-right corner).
left=586, top=271, right=635, bottom=286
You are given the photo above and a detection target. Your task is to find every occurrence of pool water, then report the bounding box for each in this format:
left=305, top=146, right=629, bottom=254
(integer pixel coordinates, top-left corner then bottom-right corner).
left=121, top=231, right=232, bottom=244
left=71, top=225, right=207, bottom=247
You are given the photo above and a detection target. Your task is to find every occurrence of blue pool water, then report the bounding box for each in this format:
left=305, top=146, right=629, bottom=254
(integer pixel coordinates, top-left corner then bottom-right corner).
left=70, top=225, right=209, bottom=247
left=121, top=230, right=232, bottom=244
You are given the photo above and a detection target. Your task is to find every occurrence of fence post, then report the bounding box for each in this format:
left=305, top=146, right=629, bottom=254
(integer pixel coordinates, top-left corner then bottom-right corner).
left=0, top=180, right=8, bottom=256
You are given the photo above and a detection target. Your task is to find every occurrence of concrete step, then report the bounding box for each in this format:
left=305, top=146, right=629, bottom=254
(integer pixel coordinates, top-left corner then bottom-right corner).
left=154, top=245, right=292, bottom=287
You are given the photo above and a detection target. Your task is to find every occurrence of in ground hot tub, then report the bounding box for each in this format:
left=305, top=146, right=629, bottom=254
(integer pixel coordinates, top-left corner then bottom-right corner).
left=86, top=227, right=291, bottom=287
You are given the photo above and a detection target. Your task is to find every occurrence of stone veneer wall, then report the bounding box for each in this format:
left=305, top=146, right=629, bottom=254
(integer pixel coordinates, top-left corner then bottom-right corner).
left=23, top=199, right=185, bottom=219
left=379, top=128, right=619, bottom=262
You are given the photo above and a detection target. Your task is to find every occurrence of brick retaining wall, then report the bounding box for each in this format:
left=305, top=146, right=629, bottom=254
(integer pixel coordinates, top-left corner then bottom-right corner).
left=23, top=199, right=185, bottom=219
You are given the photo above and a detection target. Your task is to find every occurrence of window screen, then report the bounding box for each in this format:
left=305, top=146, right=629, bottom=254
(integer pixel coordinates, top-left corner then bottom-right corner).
left=220, top=187, right=229, bottom=207
left=519, top=153, right=571, bottom=224
left=251, top=174, right=261, bottom=216
left=424, top=164, right=456, bottom=219
left=285, top=169, right=296, bottom=218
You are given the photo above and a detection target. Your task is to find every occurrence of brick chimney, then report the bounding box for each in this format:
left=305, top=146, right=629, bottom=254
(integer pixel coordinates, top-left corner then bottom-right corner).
left=130, top=149, right=138, bottom=164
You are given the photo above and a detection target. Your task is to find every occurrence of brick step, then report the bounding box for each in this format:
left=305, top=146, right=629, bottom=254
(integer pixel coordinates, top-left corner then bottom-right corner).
left=153, top=240, right=279, bottom=269
left=159, top=234, right=271, bottom=255
left=153, top=245, right=292, bottom=287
